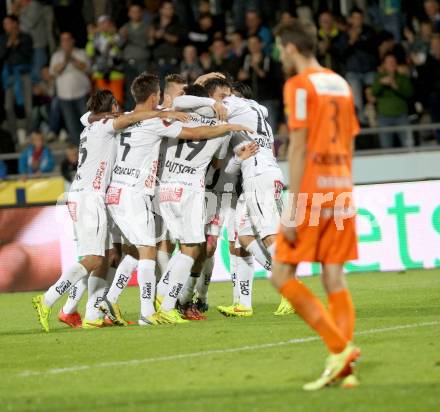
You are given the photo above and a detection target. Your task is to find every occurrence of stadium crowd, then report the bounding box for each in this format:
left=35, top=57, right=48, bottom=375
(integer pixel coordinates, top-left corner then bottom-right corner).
left=1, top=0, right=440, bottom=178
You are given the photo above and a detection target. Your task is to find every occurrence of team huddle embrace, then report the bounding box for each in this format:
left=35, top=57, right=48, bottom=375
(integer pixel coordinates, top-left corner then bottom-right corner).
left=32, top=70, right=292, bottom=333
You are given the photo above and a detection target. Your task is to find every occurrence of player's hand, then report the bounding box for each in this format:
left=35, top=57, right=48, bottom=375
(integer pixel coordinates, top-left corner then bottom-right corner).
left=280, top=222, right=297, bottom=245
left=227, top=124, right=253, bottom=133
left=161, top=111, right=191, bottom=122
left=213, top=102, right=228, bottom=121
left=237, top=142, right=259, bottom=160
left=194, top=72, right=225, bottom=85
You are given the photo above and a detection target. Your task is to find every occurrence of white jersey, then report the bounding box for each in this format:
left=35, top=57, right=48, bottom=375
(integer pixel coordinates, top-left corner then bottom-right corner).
left=110, top=117, right=183, bottom=196
left=173, top=94, right=281, bottom=180
left=205, top=145, right=240, bottom=194
left=160, top=112, right=230, bottom=192
left=70, top=117, right=117, bottom=194
left=223, top=95, right=281, bottom=180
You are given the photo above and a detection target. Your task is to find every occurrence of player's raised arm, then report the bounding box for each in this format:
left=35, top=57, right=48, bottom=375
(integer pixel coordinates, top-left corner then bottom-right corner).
left=112, top=110, right=190, bottom=130
left=178, top=124, right=252, bottom=141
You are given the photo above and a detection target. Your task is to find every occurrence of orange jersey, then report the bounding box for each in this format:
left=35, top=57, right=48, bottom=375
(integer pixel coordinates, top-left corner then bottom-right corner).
left=284, top=67, right=360, bottom=205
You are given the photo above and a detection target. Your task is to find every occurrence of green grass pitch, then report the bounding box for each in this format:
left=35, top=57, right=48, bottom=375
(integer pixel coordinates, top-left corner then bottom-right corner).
left=1, top=269, right=439, bottom=412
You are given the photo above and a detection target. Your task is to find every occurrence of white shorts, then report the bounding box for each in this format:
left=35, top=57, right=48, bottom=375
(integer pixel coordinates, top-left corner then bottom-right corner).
left=67, top=191, right=108, bottom=257
left=106, top=187, right=157, bottom=247
left=206, top=191, right=237, bottom=242
left=159, top=184, right=206, bottom=244
left=237, top=171, right=284, bottom=239
left=153, top=192, right=172, bottom=243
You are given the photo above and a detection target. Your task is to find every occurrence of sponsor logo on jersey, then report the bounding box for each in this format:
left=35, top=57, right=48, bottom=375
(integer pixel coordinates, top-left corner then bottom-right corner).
left=55, top=280, right=72, bottom=295
left=159, top=187, right=184, bottom=202
left=312, top=152, right=349, bottom=166
left=113, top=165, right=141, bottom=178
left=145, top=160, right=158, bottom=189
left=274, top=180, right=284, bottom=200
left=165, top=160, right=196, bottom=175
left=105, top=186, right=122, bottom=205
left=255, top=137, right=272, bottom=149
left=67, top=201, right=77, bottom=221
left=92, top=161, right=107, bottom=190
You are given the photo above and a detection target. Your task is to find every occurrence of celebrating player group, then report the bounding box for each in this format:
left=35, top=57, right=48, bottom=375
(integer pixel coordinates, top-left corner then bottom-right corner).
left=32, top=21, right=361, bottom=391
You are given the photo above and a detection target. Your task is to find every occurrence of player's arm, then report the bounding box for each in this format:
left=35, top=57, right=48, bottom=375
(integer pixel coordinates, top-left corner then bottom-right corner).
left=112, top=110, right=190, bottom=130
left=224, top=142, right=259, bottom=174
left=173, top=96, right=227, bottom=121
left=178, top=124, right=252, bottom=141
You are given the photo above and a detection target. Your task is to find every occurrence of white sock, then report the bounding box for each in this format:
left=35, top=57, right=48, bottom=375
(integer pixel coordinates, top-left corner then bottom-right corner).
left=229, top=253, right=240, bottom=304
left=84, top=277, right=107, bottom=321
left=236, top=255, right=254, bottom=308
left=44, top=262, right=88, bottom=307
left=161, top=253, right=194, bottom=312
left=157, top=251, right=180, bottom=298
left=137, top=259, right=156, bottom=318
left=196, top=256, right=214, bottom=303
left=106, top=255, right=138, bottom=304
left=62, top=276, right=87, bottom=314
left=179, top=273, right=199, bottom=305
left=245, top=240, right=272, bottom=271
left=155, top=250, right=171, bottom=282
left=103, top=267, right=116, bottom=297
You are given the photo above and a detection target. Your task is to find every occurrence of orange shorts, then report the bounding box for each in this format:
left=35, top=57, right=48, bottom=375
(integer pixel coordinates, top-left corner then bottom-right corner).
left=274, top=208, right=358, bottom=265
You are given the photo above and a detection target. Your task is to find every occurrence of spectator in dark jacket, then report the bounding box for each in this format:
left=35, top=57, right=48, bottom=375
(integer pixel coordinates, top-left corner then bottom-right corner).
left=60, top=143, right=78, bottom=183
left=19, top=131, right=54, bottom=175
left=417, top=34, right=440, bottom=143
left=372, top=53, right=414, bottom=148
left=340, top=8, right=378, bottom=121
left=0, top=15, right=33, bottom=137
left=317, top=11, right=344, bottom=74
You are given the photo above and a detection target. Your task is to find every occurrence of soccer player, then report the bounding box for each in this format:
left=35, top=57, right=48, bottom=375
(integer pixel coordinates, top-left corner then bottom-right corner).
left=32, top=89, right=185, bottom=331
left=272, top=22, right=361, bottom=390
left=173, top=76, right=293, bottom=317
left=101, top=73, right=251, bottom=326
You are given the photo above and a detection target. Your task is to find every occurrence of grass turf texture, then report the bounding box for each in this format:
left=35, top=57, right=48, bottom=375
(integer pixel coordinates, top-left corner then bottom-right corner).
left=1, top=269, right=439, bottom=412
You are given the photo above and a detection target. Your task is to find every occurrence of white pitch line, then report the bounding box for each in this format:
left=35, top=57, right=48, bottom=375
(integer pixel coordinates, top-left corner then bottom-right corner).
left=17, top=321, right=439, bottom=378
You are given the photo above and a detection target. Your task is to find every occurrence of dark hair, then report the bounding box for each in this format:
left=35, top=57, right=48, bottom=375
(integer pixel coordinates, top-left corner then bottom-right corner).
left=275, top=21, right=317, bottom=57
left=5, top=14, right=19, bottom=23
left=86, top=89, right=116, bottom=113
left=248, top=34, right=261, bottom=43
left=350, top=6, right=364, bottom=16
left=231, top=82, right=253, bottom=99
left=382, top=52, right=397, bottom=62
left=131, top=72, right=160, bottom=103
left=204, top=77, right=231, bottom=97
left=164, top=73, right=186, bottom=92
left=199, top=12, right=213, bottom=20
left=183, top=84, right=209, bottom=97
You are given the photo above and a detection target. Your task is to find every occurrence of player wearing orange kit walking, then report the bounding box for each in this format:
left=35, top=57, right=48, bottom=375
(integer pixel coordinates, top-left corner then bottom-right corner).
left=272, top=22, right=361, bottom=391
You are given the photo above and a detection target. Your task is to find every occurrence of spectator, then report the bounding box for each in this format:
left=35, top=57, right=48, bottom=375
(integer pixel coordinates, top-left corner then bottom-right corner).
left=201, top=38, right=241, bottom=79
left=372, top=53, right=414, bottom=148
left=49, top=32, right=90, bottom=146
left=377, top=30, right=407, bottom=65
left=60, top=143, right=78, bottom=183
left=119, top=4, right=150, bottom=109
left=150, top=1, right=186, bottom=83
left=340, top=7, right=378, bottom=122
left=17, top=0, right=48, bottom=83
left=188, top=12, right=217, bottom=54
left=180, top=45, right=204, bottom=83
left=317, top=11, right=344, bottom=74
left=418, top=34, right=440, bottom=143
left=19, top=131, right=55, bottom=175
left=378, top=0, right=403, bottom=42
left=228, top=31, right=246, bottom=62
left=0, top=14, right=33, bottom=140
left=87, top=15, right=124, bottom=104
left=424, top=0, right=440, bottom=32
left=0, top=159, right=7, bottom=179
left=238, top=35, right=282, bottom=130
left=404, top=20, right=433, bottom=66
left=245, top=10, right=272, bottom=55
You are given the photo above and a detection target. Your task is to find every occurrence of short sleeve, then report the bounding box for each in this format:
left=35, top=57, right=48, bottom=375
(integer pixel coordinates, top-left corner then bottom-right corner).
left=80, top=111, right=91, bottom=127
left=100, top=118, right=115, bottom=134
left=157, top=119, right=183, bottom=139
left=283, top=75, right=312, bottom=131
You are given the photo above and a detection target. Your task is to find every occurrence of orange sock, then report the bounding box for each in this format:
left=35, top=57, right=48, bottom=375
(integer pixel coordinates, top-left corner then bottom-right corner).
left=280, top=278, right=348, bottom=354
left=328, top=289, right=355, bottom=341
